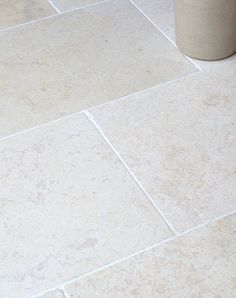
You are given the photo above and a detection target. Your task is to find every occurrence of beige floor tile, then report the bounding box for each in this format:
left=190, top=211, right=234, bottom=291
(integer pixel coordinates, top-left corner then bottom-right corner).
left=131, top=0, right=175, bottom=41
left=0, top=0, right=195, bottom=139
left=90, top=61, right=236, bottom=232
left=132, top=0, right=236, bottom=69
left=0, top=0, right=56, bottom=30
left=66, top=213, right=236, bottom=298
left=0, top=114, right=171, bottom=298
left=51, top=0, right=105, bottom=12
left=37, top=290, right=65, bottom=298
left=190, top=54, right=236, bottom=70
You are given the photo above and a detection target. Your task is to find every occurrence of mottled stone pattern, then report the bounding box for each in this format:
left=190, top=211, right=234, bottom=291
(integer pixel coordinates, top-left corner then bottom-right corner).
left=91, top=62, right=236, bottom=232
left=51, top=0, right=104, bottom=11
left=66, top=213, right=236, bottom=297
left=0, top=0, right=195, bottom=138
left=0, top=0, right=235, bottom=297
left=0, top=114, right=171, bottom=297
left=37, top=289, right=65, bottom=298
left=0, top=0, right=56, bottom=29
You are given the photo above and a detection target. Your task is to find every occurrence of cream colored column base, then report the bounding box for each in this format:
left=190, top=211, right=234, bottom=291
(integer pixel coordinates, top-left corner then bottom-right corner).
left=175, top=0, right=236, bottom=61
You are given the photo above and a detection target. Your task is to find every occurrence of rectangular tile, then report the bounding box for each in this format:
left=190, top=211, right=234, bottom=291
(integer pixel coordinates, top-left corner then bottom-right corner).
left=66, top=213, right=236, bottom=298
left=132, top=0, right=236, bottom=69
left=51, top=0, right=105, bottom=11
left=91, top=61, right=236, bottom=232
left=0, top=0, right=56, bottom=30
left=0, top=114, right=171, bottom=297
left=0, top=0, right=195, bottom=139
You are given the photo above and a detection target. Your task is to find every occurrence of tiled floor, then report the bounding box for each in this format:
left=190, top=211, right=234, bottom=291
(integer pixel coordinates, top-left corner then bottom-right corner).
left=130, top=0, right=236, bottom=69
left=50, top=0, right=106, bottom=12
left=0, top=0, right=56, bottom=30
left=0, top=1, right=235, bottom=298
left=90, top=62, right=236, bottom=232
left=65, top=213, right=236, bottom=297
left=0, top=0, right=195, bottom=138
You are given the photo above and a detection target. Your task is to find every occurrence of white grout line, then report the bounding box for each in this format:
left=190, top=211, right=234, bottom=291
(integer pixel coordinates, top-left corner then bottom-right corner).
left=128, top=0, right=201, bottom=71
left=60, top=286, right=71, bottom=298
left=64, top=237, right=176, bottom=284
left=0, top=110, right=82, bottom=143
left=60, top=0, right=111, bottom=14
left=62, top=209, right=236, bottom=285
left=128, top=0, right=175, bottom=48
left=32, top=285, right=70, bottom=298
left=0, top=13, right=59, bottom=32
left=84, top=110, right=177, bottom=235
left=47, top=0, right=110, bottom=15
left=88, top=71, right=199, bottom=111
left=1, top=1, right=235, bottom=297
left=47, top=0, right=61, bottom=14
left=0, top=71, right=199, bottom=144
left=0, top=0, right=110, bottom=33
left=32, top=287, right=63, bottom=298
left=185, top=56, right=202, bottom=71
left=31, top=209, right=236, bottom=298
left=176, top=209, right=236, bottom=236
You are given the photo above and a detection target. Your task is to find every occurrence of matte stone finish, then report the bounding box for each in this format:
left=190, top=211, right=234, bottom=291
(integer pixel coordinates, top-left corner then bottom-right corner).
left=0, top=0, right=195, bottom=139
left=66, top=213, right=236, bottom=297
left=175, top=0, right=236, bottom=60
left=90, top=62, right=236, bottom=232
left=51, top=0, right=104, bottom=12
left=0, top=114, right=171, bottom=297
left=0, top=0, right=56, bottom=30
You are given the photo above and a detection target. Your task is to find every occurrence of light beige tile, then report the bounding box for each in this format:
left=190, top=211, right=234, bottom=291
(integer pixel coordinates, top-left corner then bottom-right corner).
left=190, top=54, right=236, bottom=70
left=132, top=0, right=175, bottom=41
left=37, top=290, right=65, bottom=298
left=51, top=0, right=105, bottom=12
left=0, top=0, right=56, bottom=30
left=132, top=0, right=236, bottom=69
left=0, top=0, right=195, bottom=139
left=66, top=213, right=236, bottom=298
left=0, top=113, right=171, bottom=297
left=91, top=61, right=236, bottom=232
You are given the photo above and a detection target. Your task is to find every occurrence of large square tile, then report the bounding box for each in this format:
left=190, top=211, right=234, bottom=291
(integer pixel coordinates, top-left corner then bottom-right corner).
left=0, top=114, right=171, bottom=297
left=0, top=0, right=195, bottom=139
left=0, top=0, right=56, bottom=30
left=91, top=62, right=236, bottom=232
left=66, top=213, right=236, bottom=297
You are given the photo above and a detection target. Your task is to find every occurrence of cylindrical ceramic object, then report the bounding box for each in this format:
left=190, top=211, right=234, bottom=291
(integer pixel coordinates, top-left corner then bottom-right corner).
left=175, top=0, right=236, bottom=60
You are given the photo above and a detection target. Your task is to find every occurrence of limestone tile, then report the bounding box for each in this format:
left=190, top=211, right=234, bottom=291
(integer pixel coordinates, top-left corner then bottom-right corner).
left=0, top=113, right=171, bottom=297
left=66, top=213, right=236, bottom=298
left=37, top=289, right=65, bottom=298
left=132, top=0, right=175, bottom=41
left=132, top=0, right=236, bottom=69
left=0, top=0, right=195, bottom=139
left=0, top=0, right=56, bottom=30
left=90, top=61, right=236, bottom=232
left=51, top=0, right=105, bottom=12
